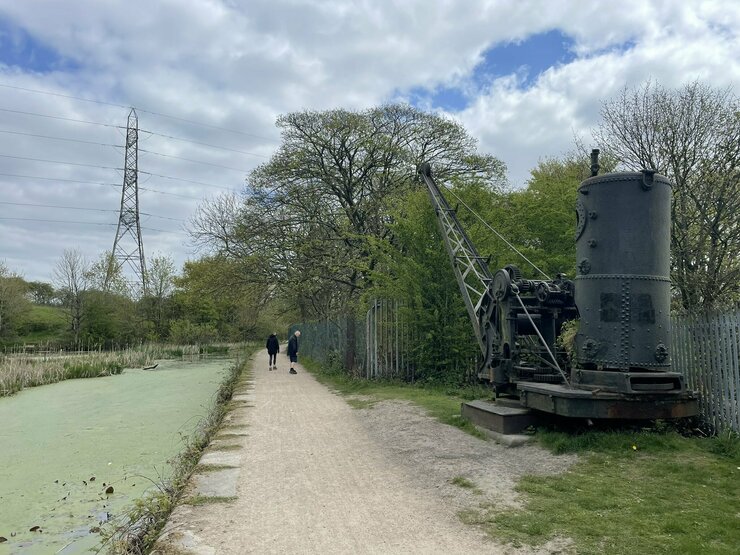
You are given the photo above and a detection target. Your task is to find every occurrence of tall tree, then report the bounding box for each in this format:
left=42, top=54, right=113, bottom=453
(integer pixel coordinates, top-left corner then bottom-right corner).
left=191, top=104, right=505, bottom=368
left=146, top=254, right=176, bottom=337
left=53, top=249, right=89, bottom=346
left=592, top=81, right=740, bottom=309
left=88, top=251, right=129, bottom=297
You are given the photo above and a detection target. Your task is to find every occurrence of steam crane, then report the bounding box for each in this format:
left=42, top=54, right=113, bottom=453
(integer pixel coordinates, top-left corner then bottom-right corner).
left=418, top=153, right=698, bottom=425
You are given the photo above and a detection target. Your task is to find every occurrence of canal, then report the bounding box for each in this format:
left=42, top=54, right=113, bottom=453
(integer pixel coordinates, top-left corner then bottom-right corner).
left=0, top=357, right=232, bottom=554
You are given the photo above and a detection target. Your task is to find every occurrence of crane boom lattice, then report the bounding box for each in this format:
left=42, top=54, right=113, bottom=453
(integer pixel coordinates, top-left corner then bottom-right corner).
left=418, top=163, right=492, bottom=354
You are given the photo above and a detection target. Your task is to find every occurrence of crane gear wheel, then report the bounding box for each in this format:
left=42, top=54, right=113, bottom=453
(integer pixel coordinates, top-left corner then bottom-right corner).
left=492, top=269, right=512, bottom=300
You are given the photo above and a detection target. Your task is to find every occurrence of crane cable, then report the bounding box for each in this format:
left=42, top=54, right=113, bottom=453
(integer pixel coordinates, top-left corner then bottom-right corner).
left=428, top=171, right=569, bottom=387
left=439, top=184, right=552, bottom=280
left=513, top=291, right=572, bottom=388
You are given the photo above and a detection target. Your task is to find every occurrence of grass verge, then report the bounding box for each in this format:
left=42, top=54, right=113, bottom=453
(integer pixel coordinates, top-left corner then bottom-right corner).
left=470, top=428, right=740, bottom=554
left=302, top=357, right=490, bottom=440
left=194, top=464, right=238, bottom=473
left=304, top=357, right=740, bottom=553
left=183, top=495, right=237, bottom=506
left=102, top=343, right=258, bottom=554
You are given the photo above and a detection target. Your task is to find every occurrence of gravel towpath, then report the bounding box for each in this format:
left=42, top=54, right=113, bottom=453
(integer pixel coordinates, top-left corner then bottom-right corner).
left=154, top=349, right=575, bottom=554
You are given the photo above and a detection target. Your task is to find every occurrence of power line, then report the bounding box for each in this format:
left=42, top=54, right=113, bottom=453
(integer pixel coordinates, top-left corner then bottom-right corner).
left=0, top=171, right=117, bottom=187
left=138, top=170, right=238, bottom=191
left=0, top=128, right=121, bottom=148
left=0, top=201, right=185, bottom=222
left=0, top=107, right=124, bottom=129
left=0, top=107, right=271, bottom=166
left=0, top=82, right=277, bottom=141
left=0, top=216, right=114, bottom=226
left=0, top=155, right=235, bottom=192
left=0, top=128, right=252, bottom=173
left=0, top=152, right=119, bottom=170
left=139, top=129, right=269, bottom=158
left=0, top=171, right=203, bottom=200
left=0, top=201, right=117, bottom=213
left=0, top=216, right=181, bottom=234
left=139, top=148, right=249, bottom=173
left=0, top=83, right=128, bottom=109
left=139, top=186, right=202, bottom=200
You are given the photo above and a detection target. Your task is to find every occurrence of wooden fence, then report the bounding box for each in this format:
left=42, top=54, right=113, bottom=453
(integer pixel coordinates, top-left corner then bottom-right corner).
left=672, top=308, right=740, bottom=433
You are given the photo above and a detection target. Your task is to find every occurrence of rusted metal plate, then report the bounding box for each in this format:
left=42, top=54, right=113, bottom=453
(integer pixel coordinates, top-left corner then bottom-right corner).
left=461, top=400, right=538, bottom=434
left=517, top=382, right=699, bottom=419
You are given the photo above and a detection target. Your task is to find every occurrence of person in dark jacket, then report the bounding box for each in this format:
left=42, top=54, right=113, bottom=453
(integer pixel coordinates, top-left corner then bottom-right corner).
left=266, top=332, right=279, bottom=370
left=287, top=330, right=301, bottom=374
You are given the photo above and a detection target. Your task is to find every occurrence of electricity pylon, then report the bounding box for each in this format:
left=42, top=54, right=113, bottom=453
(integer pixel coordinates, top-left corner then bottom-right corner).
left=107, top=108, right=147, bottom=296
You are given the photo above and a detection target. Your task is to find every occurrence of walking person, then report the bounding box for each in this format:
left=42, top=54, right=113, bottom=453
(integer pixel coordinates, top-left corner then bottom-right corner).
left=287, top=330, right=301, bottom=374
left=266, top=332, right=279, bottom=370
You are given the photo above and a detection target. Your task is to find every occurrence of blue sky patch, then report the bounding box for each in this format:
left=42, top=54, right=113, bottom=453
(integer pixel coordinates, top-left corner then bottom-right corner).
left=403, top=84, right=469, bottom=112
left=401, top=29, right=576, bottom=111
left=0, top=17, right=79, bottom=73
left=476, top=29, right=576, bottom=87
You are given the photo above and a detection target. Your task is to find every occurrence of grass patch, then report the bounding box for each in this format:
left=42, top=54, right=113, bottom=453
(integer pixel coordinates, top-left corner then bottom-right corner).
left=474, top=428, right=740, bottom=554
left=199, top=345, right=230, bottom=355
left=11, top=304, right=67, bottom=345
left=346, top=397, right=378, bottom=409
left=194, top=464, right=238, bottom=473
left=215, top=432, right=248, bottom=439
left=208, top=444, right=242, bottom=451
left=302, top=357, right=489, bottom=440
left=184, top=495, right=237, bottom=506
left=451, top=476, right=483, bottom=495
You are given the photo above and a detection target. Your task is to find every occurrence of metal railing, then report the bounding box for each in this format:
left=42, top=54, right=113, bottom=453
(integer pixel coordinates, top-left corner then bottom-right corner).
left=672, top=307, right=740, bottom=433
left=293, top=301, right=740, bottom=433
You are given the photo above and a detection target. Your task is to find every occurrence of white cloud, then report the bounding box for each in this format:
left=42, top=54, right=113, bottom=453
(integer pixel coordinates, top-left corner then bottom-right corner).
left=0, top=0, right=737, bottom=281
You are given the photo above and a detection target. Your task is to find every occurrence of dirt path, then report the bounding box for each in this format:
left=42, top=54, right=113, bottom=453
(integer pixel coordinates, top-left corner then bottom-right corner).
left=155, top=349, right=575, bottom=554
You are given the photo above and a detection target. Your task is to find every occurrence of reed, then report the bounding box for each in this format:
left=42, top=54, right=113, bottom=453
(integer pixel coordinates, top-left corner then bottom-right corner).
left=0, top=342, right=238, bottom=397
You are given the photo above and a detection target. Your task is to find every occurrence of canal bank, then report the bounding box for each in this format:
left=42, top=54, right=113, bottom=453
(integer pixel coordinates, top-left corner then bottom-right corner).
left=0, top=356, right=237, bottom=554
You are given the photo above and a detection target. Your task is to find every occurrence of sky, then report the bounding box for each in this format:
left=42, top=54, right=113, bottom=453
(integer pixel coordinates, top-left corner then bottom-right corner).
left=0, top=0, right=738, bottom=284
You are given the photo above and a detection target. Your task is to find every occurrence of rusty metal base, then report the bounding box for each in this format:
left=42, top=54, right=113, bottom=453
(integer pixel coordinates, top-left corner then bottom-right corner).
left=461, top=400, right=538, bottom=434
left=516, top=382, right=699, bottom=420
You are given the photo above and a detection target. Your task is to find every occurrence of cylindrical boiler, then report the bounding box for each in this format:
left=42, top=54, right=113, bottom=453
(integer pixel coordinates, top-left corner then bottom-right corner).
left=574, top=170, right=672, bottom=370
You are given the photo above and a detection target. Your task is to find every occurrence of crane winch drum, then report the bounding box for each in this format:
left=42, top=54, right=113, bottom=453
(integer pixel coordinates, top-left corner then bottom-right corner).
left=572, top=169, right=685, bottom=394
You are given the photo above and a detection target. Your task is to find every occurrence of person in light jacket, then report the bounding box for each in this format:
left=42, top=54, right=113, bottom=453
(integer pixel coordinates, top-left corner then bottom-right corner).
left=266, top=332, right=279, bottom=371
left=287, top=330, right=301, bottom=374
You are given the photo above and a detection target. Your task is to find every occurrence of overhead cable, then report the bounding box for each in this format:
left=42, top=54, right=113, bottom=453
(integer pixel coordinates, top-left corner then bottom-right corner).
left=0, top=216, right=180, bottom=234
left=0, top=128, right=121, bottom=148
left=139, top=148, right=249, bottom=173
left=0, top=201, right=185, bottom=222
left=0, top=82, right=276, bottom=141
left=139, top=129, right=269, bottom=158
left=0, top=107, right=124, bottom=129
left=0, top=172, right=201, bottom=199
left=440, top=183, right=552, bottom=280
left=0, top=155, right=235, bottom=192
